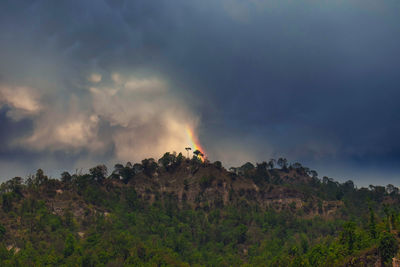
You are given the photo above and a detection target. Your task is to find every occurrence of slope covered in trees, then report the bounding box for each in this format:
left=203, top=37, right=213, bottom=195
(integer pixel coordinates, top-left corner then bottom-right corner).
left=0, top=152, right=399, bottom=266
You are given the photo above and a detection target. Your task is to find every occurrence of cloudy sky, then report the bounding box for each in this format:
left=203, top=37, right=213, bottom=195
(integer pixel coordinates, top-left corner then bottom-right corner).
left=0, top=0, right=399, bottom=186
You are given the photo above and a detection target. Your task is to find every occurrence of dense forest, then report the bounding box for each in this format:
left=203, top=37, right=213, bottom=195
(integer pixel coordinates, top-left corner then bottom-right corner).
left=1, top=152, right=400, bottom=266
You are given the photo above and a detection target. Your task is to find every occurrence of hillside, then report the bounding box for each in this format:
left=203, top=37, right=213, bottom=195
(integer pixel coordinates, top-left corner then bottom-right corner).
left=0, top=153, right=400, bottom=266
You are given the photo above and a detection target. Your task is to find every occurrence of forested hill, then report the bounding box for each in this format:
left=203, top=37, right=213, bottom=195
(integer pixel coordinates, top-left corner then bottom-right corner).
left=1, top=152, right=400, bottom=266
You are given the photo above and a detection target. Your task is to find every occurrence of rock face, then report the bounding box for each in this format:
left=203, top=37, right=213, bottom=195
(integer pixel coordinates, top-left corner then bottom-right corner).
left=124, top=160, right=342, bottom=217
left=1, top=159, right=343, bottom=244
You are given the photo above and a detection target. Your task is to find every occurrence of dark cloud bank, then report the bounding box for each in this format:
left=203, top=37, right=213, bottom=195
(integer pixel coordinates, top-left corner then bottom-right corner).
left=0, top=0, right=399, bottom=186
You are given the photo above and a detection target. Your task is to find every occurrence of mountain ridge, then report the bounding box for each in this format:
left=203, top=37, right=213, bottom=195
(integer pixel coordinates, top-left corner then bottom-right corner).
left=1, top=153, right=399, bottom=266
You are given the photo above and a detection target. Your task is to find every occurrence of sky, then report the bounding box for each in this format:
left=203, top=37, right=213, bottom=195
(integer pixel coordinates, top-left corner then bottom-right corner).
left=0, top=0, right=399, bottom=186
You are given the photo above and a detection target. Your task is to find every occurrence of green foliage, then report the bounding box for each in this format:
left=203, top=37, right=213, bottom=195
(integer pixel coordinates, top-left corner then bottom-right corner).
left=35, top=169, right=48, bottom=186
left=89, top=164, right=108, bottom=182
left=340, top=221, right=356, bottom=252
left=83, top=185, right=104, bottom=205
left=112, top=163, right=135, bottom=183
left=141, top=158, right=158, bottom=177
left=253, top=161, right=270, bottom=184
left=193, top=149, right=204, bottom=159
left=61, top=171, right=72, bottom=183
left=63, top=234, right=75, bottom=257
left=159, top=152, right=174, bottom=169
left=369, top=206, right=377, bottom=239
left=378, top=231, right=398, bottom=263
left=125, top=187, right=140, bottom=210
left=240, top=162, right=255, bottom=175
left=0, top=155, right=400, bottom=266
left=277, top=157, right=288, bottom=170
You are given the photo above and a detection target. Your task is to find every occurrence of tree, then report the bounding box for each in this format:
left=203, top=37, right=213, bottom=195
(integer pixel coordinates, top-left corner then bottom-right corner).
left=89, top=165, right=108, bottom=182
left=133, top=163, right=143, bottom=174
left=378, top=232, right=398, bottom=264
left=383, top=204, right=391, bottom=231
left=229, top=167, right=237, bottom=173
left=310, top=170, right=318, bottom=179
left=235, top=224, right=248, bottom=244
left=61, top=172, right=72, bottom=183
left=112, top=163, right=134, bottom=183
left=112, top=164, right=124, bottom=179
left=277, top=158, right=288, bottom=170
left=253, top=162, right=269, bottom=184
left=291, top=162, right=303, bottom=170
left=158, top=152, right=175, bottom=170
left=340, top=221, right=356, bottom=252
left=342, top=180, right=355, bottom=192
left=125, top=161, right=133, bottom=168
left=176, top=153, right=184, bottom=164
left=141, top=158, right=158, bottom=177
left=64, top=234, right=75, bottom=257
left=369, top=185, right=386, bottom=202
left=34, top=169, right=48, bottom=186
left=391, top=210, right=397, bottom=231
left=214, top=161, right=222, bottom=169
left=239, top=162, right=255, bottom=177
left=192, top=150, right=204, bottom=163
left=193, top=149, right=202, bottom=158
left=386, top=184, right=399, bottom=195
left=369, top=206, right=377, bottom=239
left=125, top=188, right=139, bottom=210
left=2, top=177, right=23, bottom=196
left=267, top=159, right=275, bottom=170
left=291, top=163, right=308, bottom=175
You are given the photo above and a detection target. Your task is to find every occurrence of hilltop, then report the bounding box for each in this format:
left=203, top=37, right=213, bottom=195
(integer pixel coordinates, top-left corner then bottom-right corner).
left=0, top=152, right=400, bottom=266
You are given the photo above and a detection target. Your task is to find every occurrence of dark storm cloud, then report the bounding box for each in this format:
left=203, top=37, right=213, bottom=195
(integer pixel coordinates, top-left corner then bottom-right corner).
left=0, top=0, right=399, bottom=185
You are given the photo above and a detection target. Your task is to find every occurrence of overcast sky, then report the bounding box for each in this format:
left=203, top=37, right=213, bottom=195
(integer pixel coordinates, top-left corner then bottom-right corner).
left=0, top=0, right=399, bottom=186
